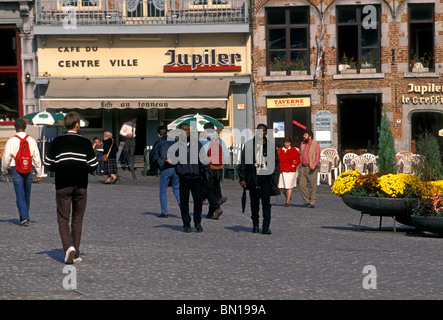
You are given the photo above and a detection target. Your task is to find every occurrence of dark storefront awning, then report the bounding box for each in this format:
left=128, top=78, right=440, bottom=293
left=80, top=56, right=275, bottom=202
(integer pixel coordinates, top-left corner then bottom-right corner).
left=41, top=79, right=230, bottom=109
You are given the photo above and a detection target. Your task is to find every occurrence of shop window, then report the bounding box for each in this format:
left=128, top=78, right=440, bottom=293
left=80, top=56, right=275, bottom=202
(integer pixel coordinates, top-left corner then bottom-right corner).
left=0, top=27, right=20, bottom=125
left=266, top=6, right=310, bottom=75
left=0, top=73, right=19, bottom=123
left=408, top=4, right=434, bottom=72
left=0, top=28, right=17, bottom=67
left=336, top=5, right=381, bottom=73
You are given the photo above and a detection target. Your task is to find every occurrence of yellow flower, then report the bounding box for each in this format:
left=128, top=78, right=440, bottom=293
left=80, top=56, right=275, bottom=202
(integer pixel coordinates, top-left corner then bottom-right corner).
left=331, top=170, right=361, bottom=196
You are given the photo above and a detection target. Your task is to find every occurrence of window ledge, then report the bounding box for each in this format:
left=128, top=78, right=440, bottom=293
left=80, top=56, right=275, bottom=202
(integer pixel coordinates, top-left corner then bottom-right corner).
left=332, top=73, right=385, bottom=80
left=403, top=72, right=439, bottom=78
left=262, top=75, right=314, bottom=82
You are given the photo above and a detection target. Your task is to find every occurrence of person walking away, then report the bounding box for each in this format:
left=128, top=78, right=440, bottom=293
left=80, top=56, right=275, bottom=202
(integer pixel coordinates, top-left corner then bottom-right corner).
left=200, top=122, right=229, bottom=219
left=102, top=131, right=119, bottom=184
left=150, top=125, right=180, bottom=218
left=44, top=112, right=99, bottom=264
left=298, top=130, right=320, bottom=208
left=1, top=119, right=42, bottom=226
left=92, top=136, right=104, bottom=175
left=238, top=123, right=280, bottom=234
left=119, top=116, right=137, bottom=180
left=278, top=138, right=301, bottom=207
left=170, top=123, right=211, bottom=233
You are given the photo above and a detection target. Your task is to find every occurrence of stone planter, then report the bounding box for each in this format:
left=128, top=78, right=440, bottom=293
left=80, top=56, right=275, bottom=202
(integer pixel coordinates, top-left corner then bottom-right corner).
left=340, top=69, right=357, bottom=74
left=412, top=67, right=429, bottom=73
left=410, top=216, right=443, bottom=236
left=290, top=70, right=308, bottom=76
left=360, top=68, right=377, bottom=73
left=269, top=71, right=287, bottom=76
left=342, top=195, right=418, bottom=231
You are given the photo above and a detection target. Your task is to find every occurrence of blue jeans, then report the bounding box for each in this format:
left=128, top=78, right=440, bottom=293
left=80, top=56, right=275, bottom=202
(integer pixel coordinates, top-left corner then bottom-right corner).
left=11, top=166, right=33, bottom=222
left=159, top=168, right=180, bottom=215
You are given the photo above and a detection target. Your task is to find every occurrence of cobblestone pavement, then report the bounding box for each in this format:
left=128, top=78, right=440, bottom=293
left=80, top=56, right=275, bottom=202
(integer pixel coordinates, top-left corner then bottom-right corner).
left=1, top=169, right=443, bottom=301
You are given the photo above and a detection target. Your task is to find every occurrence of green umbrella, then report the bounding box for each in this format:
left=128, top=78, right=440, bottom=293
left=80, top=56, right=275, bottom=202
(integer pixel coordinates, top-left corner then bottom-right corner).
left=167, top=113, right=224, bottom=131
left=19, top=110, right=89, bottom=127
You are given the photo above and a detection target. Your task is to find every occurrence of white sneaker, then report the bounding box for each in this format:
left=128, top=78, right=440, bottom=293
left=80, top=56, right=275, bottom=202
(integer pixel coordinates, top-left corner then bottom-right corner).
left=73, top=257, right=82, bottom=263
left=64, top=246, right=76, bottom=264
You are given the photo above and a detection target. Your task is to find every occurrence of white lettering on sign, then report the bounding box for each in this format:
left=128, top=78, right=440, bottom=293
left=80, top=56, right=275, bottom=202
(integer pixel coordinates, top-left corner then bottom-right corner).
left=164, top=49, right=242, bottom=71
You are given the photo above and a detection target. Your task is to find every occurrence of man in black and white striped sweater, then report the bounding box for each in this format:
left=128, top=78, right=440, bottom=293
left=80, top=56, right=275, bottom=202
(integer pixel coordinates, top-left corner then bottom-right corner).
left=44, top=111, right=98, bottom=264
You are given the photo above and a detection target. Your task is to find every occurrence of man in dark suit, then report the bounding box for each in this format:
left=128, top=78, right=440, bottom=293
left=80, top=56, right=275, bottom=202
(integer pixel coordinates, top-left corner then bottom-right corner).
left=238, top=123, right=280, bottom=234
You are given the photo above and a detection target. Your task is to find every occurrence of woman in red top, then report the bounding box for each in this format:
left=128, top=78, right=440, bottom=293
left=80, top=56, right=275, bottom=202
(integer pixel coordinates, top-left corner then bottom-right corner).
left=278, top=138, right=301, bottom=207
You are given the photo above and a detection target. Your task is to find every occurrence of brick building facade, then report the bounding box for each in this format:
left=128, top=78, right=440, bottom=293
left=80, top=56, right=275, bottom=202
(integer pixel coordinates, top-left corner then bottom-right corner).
left=252, top=0, right=443, bottom=158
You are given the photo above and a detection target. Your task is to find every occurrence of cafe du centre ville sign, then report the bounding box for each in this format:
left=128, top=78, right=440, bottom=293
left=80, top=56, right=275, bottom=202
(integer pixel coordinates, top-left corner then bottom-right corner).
left=37, top=36, right=246, bottom=78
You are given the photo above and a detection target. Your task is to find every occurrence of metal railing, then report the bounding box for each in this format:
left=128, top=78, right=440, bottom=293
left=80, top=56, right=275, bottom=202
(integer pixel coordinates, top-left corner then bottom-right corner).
left=36, top=0, right=248, bottom=25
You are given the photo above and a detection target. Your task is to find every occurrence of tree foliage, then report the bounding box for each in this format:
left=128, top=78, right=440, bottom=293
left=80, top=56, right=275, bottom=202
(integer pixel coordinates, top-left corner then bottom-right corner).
left=376, top=110, right=397, bottom=175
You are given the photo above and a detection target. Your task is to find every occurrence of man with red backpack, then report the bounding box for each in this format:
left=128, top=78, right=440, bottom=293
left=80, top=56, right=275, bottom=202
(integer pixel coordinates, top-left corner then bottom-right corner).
left=1, top=119, right=42, bottom=226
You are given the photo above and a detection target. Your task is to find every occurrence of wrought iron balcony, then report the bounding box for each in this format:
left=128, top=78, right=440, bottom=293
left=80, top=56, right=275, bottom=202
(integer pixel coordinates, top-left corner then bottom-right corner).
left=36, top=0, right=248, bottom=26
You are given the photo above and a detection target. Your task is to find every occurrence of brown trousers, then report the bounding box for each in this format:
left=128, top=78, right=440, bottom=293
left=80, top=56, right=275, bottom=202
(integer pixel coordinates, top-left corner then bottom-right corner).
left=298, top=166, right=318, bottom=205
left=56, top=187, right=87, bottom=258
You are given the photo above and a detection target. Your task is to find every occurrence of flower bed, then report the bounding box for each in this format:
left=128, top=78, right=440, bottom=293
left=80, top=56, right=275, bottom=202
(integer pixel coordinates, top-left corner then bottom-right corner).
left=331, top=170, right=443, bottom=199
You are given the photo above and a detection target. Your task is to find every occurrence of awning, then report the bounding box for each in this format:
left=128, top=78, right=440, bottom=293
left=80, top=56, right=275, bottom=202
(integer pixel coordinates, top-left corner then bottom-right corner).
left=40, top=79, right=230, bottom=109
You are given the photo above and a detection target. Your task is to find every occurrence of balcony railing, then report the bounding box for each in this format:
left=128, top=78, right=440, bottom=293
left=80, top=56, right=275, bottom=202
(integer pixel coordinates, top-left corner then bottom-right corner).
left=36, top=0, right=248, bottom=25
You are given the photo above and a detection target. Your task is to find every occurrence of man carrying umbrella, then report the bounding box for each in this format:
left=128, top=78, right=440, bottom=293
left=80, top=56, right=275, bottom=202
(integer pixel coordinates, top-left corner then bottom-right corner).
left=1, top=119, right=42, bottom=226
left=238, top=124, right=280, bottom=234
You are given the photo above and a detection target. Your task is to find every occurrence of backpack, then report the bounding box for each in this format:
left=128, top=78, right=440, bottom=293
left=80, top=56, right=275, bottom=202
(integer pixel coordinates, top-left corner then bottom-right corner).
left=14, top=134, right=33, bottom=173
left=207, top=138, right=224, bottom=170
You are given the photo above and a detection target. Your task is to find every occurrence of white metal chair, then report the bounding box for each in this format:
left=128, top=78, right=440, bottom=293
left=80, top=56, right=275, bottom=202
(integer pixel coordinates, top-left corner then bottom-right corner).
left=321, top=148, right=341, bottom=179
left=317, top=156, right=333, bottom=185
left=366, top=155, right=379, bottom=174
left=351, top=155, right=368, bottom=175
left=342, top=152, right=358, bottom=172
left=396, top=151, right=413, bottom=165
left=223, top=143, right=243, bottom=180
left=398, top=154, right=419, bottom=175
left=361, top=153, right=376, bottom=161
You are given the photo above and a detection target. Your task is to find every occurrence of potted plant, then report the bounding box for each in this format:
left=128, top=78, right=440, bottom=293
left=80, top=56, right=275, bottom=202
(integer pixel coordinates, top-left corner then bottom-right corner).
left=269, top=57, right=290, bottom=76
left=339, top=53, right=356, bottom=74
left=332, top=170, right=424, bottom=229
left=411, top=194, right=443, bottom=235
left=412, top=52, right=433, bottom=72
left=410, top=132, right=443, bottom=235
left=290, top=57, right=307, bottom=76
left=332, top=111, right=430, bottom=230
left=359, top=54, right=379, bottom=73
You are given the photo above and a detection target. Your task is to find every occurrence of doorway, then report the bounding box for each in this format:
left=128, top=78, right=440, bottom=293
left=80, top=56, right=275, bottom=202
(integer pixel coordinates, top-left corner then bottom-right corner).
left=267, top=106, right=311, bottom=149
left=411, top=111, right=443, bottom=160
left=116, top=109, right=147, bottom=155
left=338, top=94, right=381, bottom=155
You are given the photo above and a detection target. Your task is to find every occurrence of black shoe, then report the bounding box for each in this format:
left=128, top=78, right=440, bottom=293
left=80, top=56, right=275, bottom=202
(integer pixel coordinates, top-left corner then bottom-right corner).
left=309, top=204, right=315, bottom=208
left=183, top=226, right=192, bottom=233
left=103, top=180, right=111, bottom=184
left=112, top=177, right=119, bottom=184
left=252, top=225, right=259, bottom=233
left=195, top=224, right=203, bottom=232
left=302, top=202, right=310, bottom=207
left=206, top=214, right=214, bottom=219
left=158, top=213, right=168, bottom=218
left=261, top=228, right=272, bottom=235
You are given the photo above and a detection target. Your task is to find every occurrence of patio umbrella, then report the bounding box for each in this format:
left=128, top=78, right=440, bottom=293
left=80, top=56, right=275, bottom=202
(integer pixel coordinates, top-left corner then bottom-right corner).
left=167, top=113, right=224, bottom=131
left=19, top=110, right=89, bottom=127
